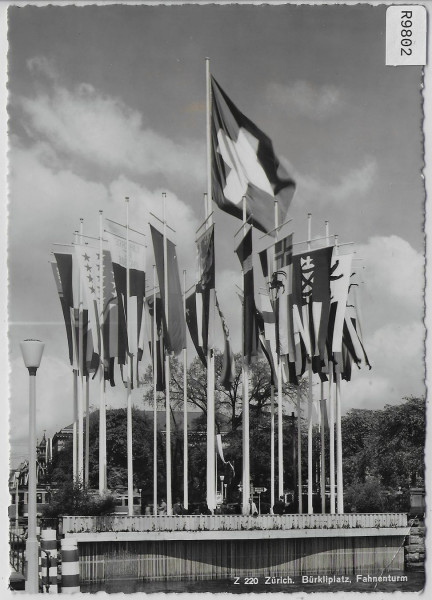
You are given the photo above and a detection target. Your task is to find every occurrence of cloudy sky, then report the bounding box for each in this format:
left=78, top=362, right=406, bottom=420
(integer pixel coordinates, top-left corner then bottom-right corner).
left=6, top=3, right=425, bottom=466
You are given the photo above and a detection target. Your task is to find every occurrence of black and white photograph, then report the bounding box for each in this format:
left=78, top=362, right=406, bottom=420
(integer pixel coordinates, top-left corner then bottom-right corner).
left=4, top=0, right=429, bottom=595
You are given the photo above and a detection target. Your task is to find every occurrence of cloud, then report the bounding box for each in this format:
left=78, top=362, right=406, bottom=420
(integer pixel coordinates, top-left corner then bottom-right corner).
left=292, top=158, right=377, bottom=206
left=16, top=57, right=205, bottom=183
left=266, top=80, right=344, bottom=121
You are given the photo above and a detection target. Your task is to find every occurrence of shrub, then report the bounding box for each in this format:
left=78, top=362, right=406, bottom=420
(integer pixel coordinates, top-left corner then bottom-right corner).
left=41, top=481, right=116, bottom=518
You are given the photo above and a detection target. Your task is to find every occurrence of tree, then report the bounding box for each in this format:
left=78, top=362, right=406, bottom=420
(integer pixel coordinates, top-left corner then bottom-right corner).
left=41, top=480, right=116, bottom=518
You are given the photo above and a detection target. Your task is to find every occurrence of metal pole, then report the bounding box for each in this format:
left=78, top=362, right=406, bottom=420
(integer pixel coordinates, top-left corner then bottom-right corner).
left=152, top=266, right=158, bottom=516
left=270, top=383, right=275, bottom=513
left=163, top=193, right=172, bottom=515
left=241, top=197, right=250, bottom=514
left=307, top=213, right=313, bottom=514
left=320, top=382, right=326, bottom=514
left=329, top=368, right=336, bottom=514
left=297, top=392, right=303, bottom=514
left=183, top=269, right=189, bottom=511
left=26, top=372, right=39, bottom=593
left=84, top=375, right=90, bottom=488
left=336, top=373, right=344, bottom=513
left=126, top=197, right=134, bottom=516
left=99, top=210, right=106, bottom=492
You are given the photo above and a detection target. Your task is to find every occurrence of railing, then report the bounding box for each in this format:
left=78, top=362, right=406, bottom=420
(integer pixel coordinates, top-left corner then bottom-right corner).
left=9, top=531, right=26, bottom=575
left=63, top=512, right=408, bottom=534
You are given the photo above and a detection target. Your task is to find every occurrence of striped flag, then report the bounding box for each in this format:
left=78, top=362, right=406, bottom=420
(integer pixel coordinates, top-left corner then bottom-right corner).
left=215, top=292, right=235, bottom=390
left=258, top=293, right=278, bottom=386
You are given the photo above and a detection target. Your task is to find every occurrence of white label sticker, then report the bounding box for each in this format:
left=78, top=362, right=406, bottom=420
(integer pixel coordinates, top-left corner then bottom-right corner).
left=386, top=6, right=427, bottom=66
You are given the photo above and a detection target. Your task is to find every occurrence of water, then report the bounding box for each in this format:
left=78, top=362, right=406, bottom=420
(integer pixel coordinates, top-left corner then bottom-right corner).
left=81, top=571, right=424, bottom=594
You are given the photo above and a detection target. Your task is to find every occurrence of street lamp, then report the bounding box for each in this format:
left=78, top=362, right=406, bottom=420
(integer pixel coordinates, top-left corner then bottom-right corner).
left=20, top=339, right=44, bottom=594
left=220, top=475, right=225, bottom=501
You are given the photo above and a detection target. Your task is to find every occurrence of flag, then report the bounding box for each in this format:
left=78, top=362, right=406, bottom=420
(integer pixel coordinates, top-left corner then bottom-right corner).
left=51, top=260, right=74, bottom=367
left=292, top=246, right=333, bottom=374
left=257, top=293, right=278, bottom=386
left=53, top=246, right=99, bottom=375
left=215, top=292, right=235, bottom=390
left=327, top=253, right=353, bottom=368
left=185, top=289, right=207, bottom=367
left=196, top=224, right=216, bottom=354
left=150, top=224, right=186, bottom=356
left=271, top=233, right=298, bottom=383
left=211, top=76, right=296, bottom=235
left=105, top=220, right=146, bottom=383
left=235, top=225, right=258, bottom=364
left=342, top=276, right=371, bottom=373
left=216, top=433, right=235, bottom=475
left=146, top=295, right=166, bottom=392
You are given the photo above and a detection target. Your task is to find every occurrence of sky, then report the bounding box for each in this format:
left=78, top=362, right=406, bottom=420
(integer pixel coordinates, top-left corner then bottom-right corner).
left=5, top=2, right=426, bottom=467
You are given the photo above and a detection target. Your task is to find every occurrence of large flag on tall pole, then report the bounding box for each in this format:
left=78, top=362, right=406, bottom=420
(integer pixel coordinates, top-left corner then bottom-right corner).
left=235, top=224, right=258, bottom=365
left=150, top=224, right=186, bottom=356
left=211, top=76, right=296, bottom=235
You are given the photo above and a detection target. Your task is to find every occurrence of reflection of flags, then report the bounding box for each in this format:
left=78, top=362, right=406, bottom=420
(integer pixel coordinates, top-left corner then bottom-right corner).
left=151, top=224, right=186, bottom=355
left=211, top=76, right=296, bottom=235
left=235, top=226, right=258, bottom=364
left=146, top=295, right=165, bottom=392
left=185, top=289, right=207, bottom=367
left=292, top=246, right=333, bottom=373
left=196, top=225, right=216, bottom=354
left=215, top=293, right=235, bottom=390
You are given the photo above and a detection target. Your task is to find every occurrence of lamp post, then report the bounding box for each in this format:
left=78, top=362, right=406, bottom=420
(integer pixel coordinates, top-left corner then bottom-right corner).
left=20, top=339, right=44, bottom=594
left=220, top=475, right=225, bottom=501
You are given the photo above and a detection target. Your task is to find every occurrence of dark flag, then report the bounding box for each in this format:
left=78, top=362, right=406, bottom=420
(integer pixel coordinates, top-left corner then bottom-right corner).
left=341, top=277, right=371, bottom=374
left=292, top=246, right=333, bottom=374
left=211, top=76, right=296, bottom=235
left=215, top=293, right=235, bottom=390
left=256, top=304, right=277, bottom=386
left=235, top=225, right=258, bottom=365
left=196, top=224, right=216, bottom=354
left=146, top=295, right=166, bottom=392
left=51, top=259, right=74, bottom=367
left=185, top=289, right=207, bottom=367
left=150, top=224, right=187, bottom=356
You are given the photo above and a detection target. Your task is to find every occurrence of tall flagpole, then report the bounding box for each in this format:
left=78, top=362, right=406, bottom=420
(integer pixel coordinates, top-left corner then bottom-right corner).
left=85, top=375, right=90, bottom=488
left=241, top=196, right=250, bottom=515
left=183, top=269, right=189, bottom=511
left=205, top=57, right=216, bottom=512
left=270, top=381, right=275, bottom=513
left=78, top=219, right=84, bottom=480
left=320, top=380, right=326, bottom=513
left=99, top=210, right=107, bottom=493
left=297, top=390, right=303, bottom=513
left=152, top=265, right=158, bottom=516
left=334, top=235, right=344, bottom=514
left=307, top=213, right=314, bottom=514
left=327, top=222, right=336, bottom=514
left=163, top=192, right=172, bottom=515
left=72, top=367, right=78, bottom=483
left=126, top=197, right=134, bottom=516
left=274, top=201, right=284, bottom=501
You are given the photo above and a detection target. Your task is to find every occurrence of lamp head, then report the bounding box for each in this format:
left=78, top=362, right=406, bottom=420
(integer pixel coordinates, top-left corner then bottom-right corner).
left=20, top=339, right=44, bottom=374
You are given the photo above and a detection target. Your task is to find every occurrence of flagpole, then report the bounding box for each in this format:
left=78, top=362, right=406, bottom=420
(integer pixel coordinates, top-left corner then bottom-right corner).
left=125, top=197, right=134, bottom=516
left=270, top=382, right=275, bottom=513
left=99, top=210, right=107, bottom=493
left=183, top=269, right=189, bottom=511
left=297, top=390, right=303, bottom=514
left=334, top=235, right=344, bottom=514
left=241, top=196, right=250, bottom=515
left=72, top=369, right=78, bottom=483
left=329, top=366, right=336, bottom=513
left=205, top=57, right=217, bottom=513
left=78, top=219, right=84, bottom=481
left=152, top=265, right=158, bottom=516
left=307, top=212, right=314, bottom=515
left=162, top=193, right=173, bottom=515
left=320, top=380, right=326, bottom=513
left=274, top=201, right=284, bottom=501
left=85, top=375, right=90, bottom=488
